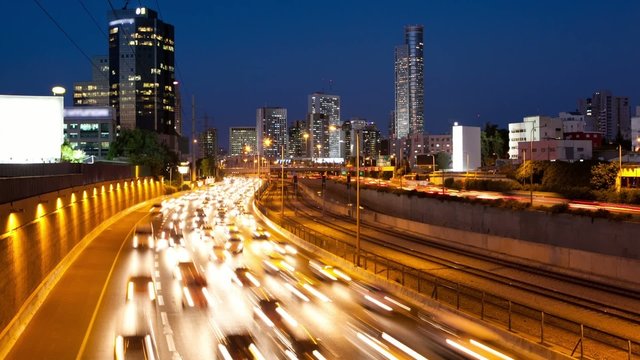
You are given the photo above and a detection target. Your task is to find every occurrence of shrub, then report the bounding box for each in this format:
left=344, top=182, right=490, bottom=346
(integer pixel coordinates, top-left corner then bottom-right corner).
left=164, top=185, right=177, bottom=195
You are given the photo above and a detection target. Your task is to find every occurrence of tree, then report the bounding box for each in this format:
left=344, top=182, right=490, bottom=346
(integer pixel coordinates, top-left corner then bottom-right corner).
left=435, top=152, right=451, bottom=170
left=108, top=129, right=175, bottom=175
left=481, top=122, right=508, bottom=166
left=60, top=140, right=85, bottom=163
left=590, top=162, right=618, bottom=190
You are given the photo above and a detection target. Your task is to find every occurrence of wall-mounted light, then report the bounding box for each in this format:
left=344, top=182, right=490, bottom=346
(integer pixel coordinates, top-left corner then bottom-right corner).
left=10, top=208, right=24, bottom=214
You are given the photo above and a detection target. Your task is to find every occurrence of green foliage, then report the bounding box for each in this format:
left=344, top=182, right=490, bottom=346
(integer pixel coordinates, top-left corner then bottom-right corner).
left=435, top=152, right=451, bottom=170
left=541, top=160, right=592, bottom=189
left=108, top=129, right=175, bottom=176
left=480, top=122, right=508, bottom=166
left=60, top=140, right=86, bottom=163
left=464, top=179, right=522, bottom=192
left=590, top=162, right=618, bottom=190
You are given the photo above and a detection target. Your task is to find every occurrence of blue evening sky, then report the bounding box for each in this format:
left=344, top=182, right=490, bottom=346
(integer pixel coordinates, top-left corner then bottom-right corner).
left=2, top=0, right=639, bottom=149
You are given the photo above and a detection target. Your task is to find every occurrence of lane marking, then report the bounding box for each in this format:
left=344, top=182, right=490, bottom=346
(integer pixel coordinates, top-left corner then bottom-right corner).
left=166, top=334, right=176, bottom=352
left=158, top=295, right=165, bottom=306
left=155, top=270, right=160, bottom=278
left=156, top=282, right=162, bottom=290
left=161, top=311, right=168, bottom=325
left=155, top=261, right=159, bottom=268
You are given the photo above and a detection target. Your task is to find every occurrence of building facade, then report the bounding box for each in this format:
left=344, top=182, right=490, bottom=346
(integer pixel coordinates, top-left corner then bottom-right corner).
left=632, top=108, right=640, bottom=152
left=73, top=56, right=109, bottom=107
left=229, top=127, right=256, bottom=156
left=578, top=90, right=631, bottom=142
left=288, top=120, right=307, bottom=158
left=518, top=139, right=592, bottom=162
left=508, top=116, right=563, bottom=160
left=308, top=93, right=340, bottom=158
left=394, top=25, right=424, bottom=139
left=452, top=125, right=481, bottom=171
left=306, top=113, right=330, bottom=159
left=199, top=128, right=217, bottom=160
left=256, top=107, right=287, bottom=159
left=63, top=107, right=116, bottom=158
left=108, top=7, right=176, bottom=134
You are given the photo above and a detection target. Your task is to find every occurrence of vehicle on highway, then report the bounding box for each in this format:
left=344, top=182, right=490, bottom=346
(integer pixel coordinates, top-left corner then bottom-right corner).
left=252, top=226, right=270, bottom=240
left=225, top=235, right=244, bottom=254
left=114, top=334, right=158, bottom=360
left=210, top=244, right=229, bottom=264
left=132, top=223, right=155, bottom=250
left=268, top=239, right=297, bottom=255
left=309, top=260, right=352, bottom=282
left=217, top=333, right=266, bottom=360
left=262, top=258, right=295, bottom=275
left=175, top=262, right=212, bottom=308
left=232, top=267, right=261, bottom=287
left=350, top=281, right=411, bottom=314
left=125, top=276, right=156, bottom=303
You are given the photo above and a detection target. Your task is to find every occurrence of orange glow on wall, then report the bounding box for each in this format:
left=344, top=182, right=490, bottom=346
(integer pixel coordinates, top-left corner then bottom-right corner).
left=101, top=185, right=106, bottom=193
left=70, top=193, right=76, bottom=203
left=36, top=203, right=46, bottom=219
left=109, top=183, right=114, bottom=192
left=56, top=197, right=64, bottom=210
left=82, top=190, right=88, bottom=199
left=6, top=213, right=20, bottom=233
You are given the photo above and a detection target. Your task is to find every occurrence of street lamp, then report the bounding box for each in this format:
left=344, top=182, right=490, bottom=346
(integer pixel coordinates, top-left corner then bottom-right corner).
left=263, top=138, right=272, bottom=183
left=281, top=144, right=285, bottom=215
left=303, top=132, right=309, bottom=160
left=192, top=139, right=198, bottom=183
left=330, top=124, right=361, bottom=266
left=316, top=144, right=322, bottom=162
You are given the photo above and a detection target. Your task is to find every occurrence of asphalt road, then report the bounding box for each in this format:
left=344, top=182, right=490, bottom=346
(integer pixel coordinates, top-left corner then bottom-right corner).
left=7, top=178, right=514, bottom=360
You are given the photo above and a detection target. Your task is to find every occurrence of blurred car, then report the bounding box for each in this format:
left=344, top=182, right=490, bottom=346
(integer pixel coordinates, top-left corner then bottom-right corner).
left=114, top=334, right=158, bottom=360
left=262, top=258, right=295, bottom=275
left=125, top=276, right=156, bottom=303
left=309, top=260, right=352, bottom=282
left=232, top=267, right=261, bottom=287
left=269, top=240, right=297, bottom=255
left=350, top=281, right=411, bottom=314
left=210, top=244, right=229, bottom=264
left=132, top=224, right=155, bottom=250
left=279, top=271, right=331, bottom=303
left=252, top=227, right=270, bottom=240
left=217, top=333, right=266, bottom=360
left=175, top=262, right=212, bottom=308
left=225, top=235, right=244, bottom=254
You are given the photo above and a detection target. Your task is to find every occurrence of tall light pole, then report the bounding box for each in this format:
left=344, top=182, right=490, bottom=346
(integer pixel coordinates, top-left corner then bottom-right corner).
left=530, top=126, right=535, bottom=205
left=264, top=138, right=272, bottom=184
left=355, top=128, right=361, bottom=267
left=281, top=144, right=285, bottom=215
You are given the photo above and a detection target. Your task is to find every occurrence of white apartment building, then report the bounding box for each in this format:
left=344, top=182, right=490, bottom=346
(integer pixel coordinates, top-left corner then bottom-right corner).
left=508, top=116, right=563, bottom=160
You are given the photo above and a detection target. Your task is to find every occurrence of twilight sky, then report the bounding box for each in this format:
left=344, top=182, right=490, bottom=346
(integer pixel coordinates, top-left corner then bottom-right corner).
left=2, top=0, right=639, bottom=149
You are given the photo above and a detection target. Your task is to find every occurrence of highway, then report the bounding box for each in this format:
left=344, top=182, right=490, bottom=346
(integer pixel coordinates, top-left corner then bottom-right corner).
left=6, top=177, right=520, bottom=359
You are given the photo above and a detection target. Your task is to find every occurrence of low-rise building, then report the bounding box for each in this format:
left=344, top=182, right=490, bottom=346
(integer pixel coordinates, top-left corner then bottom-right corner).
left=518, top=139, right=592, bottom=162
left=63, top=106, right=115, bottom=159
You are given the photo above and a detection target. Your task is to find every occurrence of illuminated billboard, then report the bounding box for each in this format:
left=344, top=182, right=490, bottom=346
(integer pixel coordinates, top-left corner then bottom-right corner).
left=0, top=95, right=64, bottom=163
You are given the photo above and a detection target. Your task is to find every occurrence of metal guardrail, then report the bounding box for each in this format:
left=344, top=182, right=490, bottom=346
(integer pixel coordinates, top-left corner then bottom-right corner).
left=255, top=188, right=640, bottom=359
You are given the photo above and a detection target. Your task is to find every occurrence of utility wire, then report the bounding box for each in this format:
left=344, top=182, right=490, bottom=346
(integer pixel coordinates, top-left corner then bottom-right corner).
left=77, top=0, right=107, bottom=38
left=32, top=0, right=103, bottom=75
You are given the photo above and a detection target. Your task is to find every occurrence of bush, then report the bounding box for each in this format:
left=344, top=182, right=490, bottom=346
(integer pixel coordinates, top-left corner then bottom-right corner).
left=180, top=184, right=191, bottom=191
left=164, top=185, right=177, bottom=195
left=549, top=203, right=570, bottom=213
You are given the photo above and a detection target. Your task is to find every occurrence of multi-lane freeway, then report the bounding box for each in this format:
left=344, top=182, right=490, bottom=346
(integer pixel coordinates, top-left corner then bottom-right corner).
left=7, top=176, right=523, bottom=359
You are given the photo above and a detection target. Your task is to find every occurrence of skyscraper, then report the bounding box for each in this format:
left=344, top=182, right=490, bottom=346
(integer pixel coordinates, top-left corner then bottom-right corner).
left=308, top=93, right=340, bottom=158
left=579, top=90, right=631, bottom=142
left=306, top=113, right=330, bottom=159
left=199, top=128, right=217, bottom=160
left=394, top=25, right=424, bottom=139
left=288, top=120, right=307, bottom=158
left=257, top=107, right=287, bottom=158
left=73, top=56, right=109, bottom=107
left=108, top=7, right=176, bottom=134
left=229, top=127, right=256, bottom=156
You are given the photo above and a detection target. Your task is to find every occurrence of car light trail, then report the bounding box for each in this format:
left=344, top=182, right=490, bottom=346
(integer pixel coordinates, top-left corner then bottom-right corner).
left=470, top=339, right=514, bottom=360
left=446, top=339, right=488, bottom=360
left=382, top=332, right=428, bottom=360
left=356, top=332, right=399, bottom=360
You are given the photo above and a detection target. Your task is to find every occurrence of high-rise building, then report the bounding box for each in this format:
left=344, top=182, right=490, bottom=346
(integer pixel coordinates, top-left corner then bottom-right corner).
left=578, top=90, right=630, bottom=142
left=108, top=7, right=176, bottom=134
left=257, top=107, right=287, bottom=158
left=308, top=93, right=340, bottom=158
left=288, top=120, right=307, bottom=158
left=361, top=122, right=381, bottom=159
left=229, top=127, right=256, bottom=156
left=306, top=113, right=330, bottom=159
left=174, top=81, right=182, bottom=135
left=73, top=56, right=110, bottom=107
left=199, top=128, right=217, bottom=160
left=394, top=25, right=424, bottom=139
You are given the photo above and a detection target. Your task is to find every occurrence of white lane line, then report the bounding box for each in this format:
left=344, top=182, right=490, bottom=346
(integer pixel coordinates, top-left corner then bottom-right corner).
left=161, top=311, right=168, bottom=325
left=156, top=281, right=162, bottom=290
left=155, top=261, right=159, bottom=268
left=166, top=334, right=176, bottom=352
left=155, top=270, right=160, bottom=278
left=158, top=295, right=165, bottom=306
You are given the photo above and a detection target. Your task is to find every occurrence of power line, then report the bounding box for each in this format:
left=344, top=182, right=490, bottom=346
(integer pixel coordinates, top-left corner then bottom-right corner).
left=32, top=0, right=103, bottom=75
left=77, top=0, right=107, bottom=38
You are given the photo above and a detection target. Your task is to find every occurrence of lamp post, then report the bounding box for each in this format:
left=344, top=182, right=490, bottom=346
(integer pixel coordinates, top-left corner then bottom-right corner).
left=263, top=138, right=272, bottom=183
left=281, top=144, right=285, bottom=215
left=355, top=128, right=361, bottom=266
left=530, top=126, right=535, bottom=205
left=303, top=133, right=309, bottom=160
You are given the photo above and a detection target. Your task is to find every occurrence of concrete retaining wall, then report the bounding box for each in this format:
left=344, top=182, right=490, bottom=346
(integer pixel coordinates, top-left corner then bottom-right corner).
left=310, top=182, right=640, bottom=287
left=0, top=178, right=163, bottom=335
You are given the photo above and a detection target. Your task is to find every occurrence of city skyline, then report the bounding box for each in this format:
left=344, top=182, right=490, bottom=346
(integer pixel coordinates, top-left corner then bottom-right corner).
left=2, top=1, right=640, bottom=149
